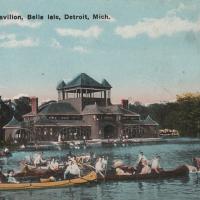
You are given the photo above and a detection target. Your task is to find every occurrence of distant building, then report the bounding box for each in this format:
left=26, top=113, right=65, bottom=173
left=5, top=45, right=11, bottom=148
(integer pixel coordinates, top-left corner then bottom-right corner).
left=4, top=73, right=159, bottom=143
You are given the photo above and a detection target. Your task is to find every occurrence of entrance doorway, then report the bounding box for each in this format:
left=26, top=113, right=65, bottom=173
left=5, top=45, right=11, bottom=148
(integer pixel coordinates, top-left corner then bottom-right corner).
left=104, top=125, right=116, bottom=139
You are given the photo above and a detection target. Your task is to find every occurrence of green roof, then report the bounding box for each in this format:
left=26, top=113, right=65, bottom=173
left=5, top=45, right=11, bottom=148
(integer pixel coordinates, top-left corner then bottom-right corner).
left=101, top=79, right=112, bottom=89
left=64, top=73, right=105, bottom=89
left=82, top=104, right=139, bottom=116
left=143, top=115, right=159, bottom=126
left=56, top=80, right=66, bottom=90
left=4, top=116, right=22, bottom=128
left=39, top=102, right=79, bottom=115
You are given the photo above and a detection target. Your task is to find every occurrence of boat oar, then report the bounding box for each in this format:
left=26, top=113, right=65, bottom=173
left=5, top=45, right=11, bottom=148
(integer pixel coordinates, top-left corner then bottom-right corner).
left=79, top=171, right=97, bottom=183
left=81, top=163, right=95, bottom=170
left=104, top=156, right=108, bottom=181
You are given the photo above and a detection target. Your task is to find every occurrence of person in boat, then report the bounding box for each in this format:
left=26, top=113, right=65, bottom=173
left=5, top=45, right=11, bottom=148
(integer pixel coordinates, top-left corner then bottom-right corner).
left=139, top=159, right=151, bottom=174
left=90, top=152, right=96, bottom=165
left=64, top=160, right=81, bottom=179
left=7, top=170, right=19, bottom=184
left=101, top=156, right=108, bottom=170
left=33, top=152, right=46, bottom=167
left=116, top=167, right=132, bottom=175
left=137, top=152, right=148, bottom=164
left=95, top=157, right=106, bottom=178
left=48, top=158, right=59, bottom=171
left=0, top=167, right=7, bottom=183
left=151, top=156, right=161, bottom=174
left=136, top=152, right=148, bottom=173
left=192, top=157, right=200, bottom=171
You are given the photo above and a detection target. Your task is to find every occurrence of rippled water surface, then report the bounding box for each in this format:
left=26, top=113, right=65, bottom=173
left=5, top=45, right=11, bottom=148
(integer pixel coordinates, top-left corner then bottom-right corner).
left=1, top=138, right=200, bottom=200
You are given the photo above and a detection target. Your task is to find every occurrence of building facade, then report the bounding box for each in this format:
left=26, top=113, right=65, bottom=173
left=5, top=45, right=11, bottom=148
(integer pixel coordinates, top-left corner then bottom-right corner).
left=4, top=73, right=159, bottom=143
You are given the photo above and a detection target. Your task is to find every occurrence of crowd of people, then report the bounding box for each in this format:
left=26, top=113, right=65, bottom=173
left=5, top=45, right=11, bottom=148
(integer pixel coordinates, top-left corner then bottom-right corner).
left=113, top=152, right=161, bottom=175
left=0, top=150, right=162, bottom=184
left=136, top=152, right=161, bottom=174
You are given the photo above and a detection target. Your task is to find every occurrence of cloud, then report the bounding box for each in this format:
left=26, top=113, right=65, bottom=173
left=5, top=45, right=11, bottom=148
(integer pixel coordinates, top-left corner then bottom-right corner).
left=0, top=33, right=39, bottom=48
left=72, top=46, right=89, bottom=54
left=167, top=3, right=196, bottom=16
left=13, top=93, right=29, bottom=100
left=50, top=38, right=62, bottom=48
left=0, top=11, right=41, bottom=28
left=56, top=26, right=102, bottom=38
left=115, top=16, right=200, bottom=39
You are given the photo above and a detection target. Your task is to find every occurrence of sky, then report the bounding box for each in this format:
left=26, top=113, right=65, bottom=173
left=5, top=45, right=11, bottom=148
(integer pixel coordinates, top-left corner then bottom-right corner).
left=0, top=0, right=200, bottom=104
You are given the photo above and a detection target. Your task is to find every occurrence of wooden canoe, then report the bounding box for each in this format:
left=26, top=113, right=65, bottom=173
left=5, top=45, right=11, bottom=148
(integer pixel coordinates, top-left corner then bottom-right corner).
left=0, top=171, right=96, bottom=191
left=14, top=164, right=64, bottom=179
left=98, top=165, right=189, bottom=181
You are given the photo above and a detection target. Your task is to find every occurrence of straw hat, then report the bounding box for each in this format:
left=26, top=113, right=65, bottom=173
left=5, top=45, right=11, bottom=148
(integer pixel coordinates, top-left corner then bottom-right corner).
left=112, top=160, right=124, bottom=168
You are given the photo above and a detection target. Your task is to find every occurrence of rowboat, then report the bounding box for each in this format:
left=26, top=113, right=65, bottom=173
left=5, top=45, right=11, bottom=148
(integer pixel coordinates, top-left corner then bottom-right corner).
left=0, top=171, right=96, bottom=191
left=98, top=165, right=189, bottom=181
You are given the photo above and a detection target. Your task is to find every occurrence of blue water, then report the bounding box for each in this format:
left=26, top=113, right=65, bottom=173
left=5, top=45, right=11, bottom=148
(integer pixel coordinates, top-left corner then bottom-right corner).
left=0, top=138, right=200, bottom=200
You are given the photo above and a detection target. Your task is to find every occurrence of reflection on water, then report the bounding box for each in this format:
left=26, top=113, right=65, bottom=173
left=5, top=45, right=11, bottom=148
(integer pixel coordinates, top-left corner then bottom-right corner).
left=1, top=138, right=200, bottom=200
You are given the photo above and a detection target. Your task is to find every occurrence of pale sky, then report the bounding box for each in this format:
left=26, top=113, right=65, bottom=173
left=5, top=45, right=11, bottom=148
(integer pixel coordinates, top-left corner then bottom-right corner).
left=0, top=0, right=200, bottom=104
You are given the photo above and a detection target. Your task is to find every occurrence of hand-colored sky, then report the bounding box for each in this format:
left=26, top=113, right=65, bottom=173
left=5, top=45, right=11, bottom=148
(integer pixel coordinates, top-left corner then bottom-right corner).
left=0, top=0, right=200, bottom=104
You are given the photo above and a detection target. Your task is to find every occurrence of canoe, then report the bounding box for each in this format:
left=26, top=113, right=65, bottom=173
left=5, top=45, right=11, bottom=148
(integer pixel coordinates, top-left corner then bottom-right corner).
left=0, top=171, right=96, bottom=191
left=98, top=165, right=189, bottom=181
left=14, top=164, right=64, bottom=179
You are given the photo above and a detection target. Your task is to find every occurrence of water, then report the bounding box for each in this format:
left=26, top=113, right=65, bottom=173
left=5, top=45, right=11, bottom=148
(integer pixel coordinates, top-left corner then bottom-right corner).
left=0, top=138, right=200, bottom=200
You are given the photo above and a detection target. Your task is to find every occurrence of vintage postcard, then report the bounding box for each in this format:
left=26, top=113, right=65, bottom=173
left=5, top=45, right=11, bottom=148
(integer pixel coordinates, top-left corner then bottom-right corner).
left=0, top=0, right=200, bottom=199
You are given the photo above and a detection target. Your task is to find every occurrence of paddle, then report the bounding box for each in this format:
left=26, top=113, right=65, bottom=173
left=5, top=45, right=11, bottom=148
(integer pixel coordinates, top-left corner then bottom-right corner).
left=104, top=156, right=108, bottom=181
left=79, top=171, right=97, bottom=183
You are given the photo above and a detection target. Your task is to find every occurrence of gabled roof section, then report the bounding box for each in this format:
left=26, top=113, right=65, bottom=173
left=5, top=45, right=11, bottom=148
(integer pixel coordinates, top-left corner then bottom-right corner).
left=82, top=103, right=102, bottom=114
left=56, top=80, right=66, bottom=90
left=119, top=106, right=140, bottom=116
left=35, top=117, right=90, bottom=127
left=82, top=104, right=140, bottom=116
left=143, top=115, right=159, bottom=126
left=101, top=79, right=112, bottom=89
left=23, top=112, right=37, bottom=117
left=38, top=102, right=79, bottom=115
left=64, top=73, right=104, bottom=89
left=3, top=116, right=22, bottom=128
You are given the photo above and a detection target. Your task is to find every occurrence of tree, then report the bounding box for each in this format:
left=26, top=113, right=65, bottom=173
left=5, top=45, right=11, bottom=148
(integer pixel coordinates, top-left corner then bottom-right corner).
left=13, top=97, right=31, bottom=121
left=0, top=98, right=13, bottom=142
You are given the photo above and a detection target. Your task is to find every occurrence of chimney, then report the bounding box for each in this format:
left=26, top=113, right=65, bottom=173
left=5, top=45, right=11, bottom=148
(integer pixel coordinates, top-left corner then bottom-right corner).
left=30, top=97, right=38, bottom=114
left=121, top=99, right=129, bottom=110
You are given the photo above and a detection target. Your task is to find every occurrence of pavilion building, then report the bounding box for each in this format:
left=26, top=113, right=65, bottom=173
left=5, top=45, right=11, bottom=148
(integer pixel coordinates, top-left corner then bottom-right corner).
left=4, top=73, right=159, bottom=143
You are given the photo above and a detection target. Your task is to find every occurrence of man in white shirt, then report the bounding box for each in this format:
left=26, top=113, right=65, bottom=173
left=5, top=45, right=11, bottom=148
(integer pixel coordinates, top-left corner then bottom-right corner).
left=95, top=157, right=105, bottom=178
left=151, top=156, right=161, bottom=174
left=101, top=156, right=108, bottom=170
left=33, top=152, right=46, bottom=167
left=49, top=158, right=59, bottom=171
left=64, top=161, right=80, bottom=179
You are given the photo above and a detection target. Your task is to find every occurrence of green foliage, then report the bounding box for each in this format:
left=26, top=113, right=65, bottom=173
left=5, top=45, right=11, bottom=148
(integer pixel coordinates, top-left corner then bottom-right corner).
left=0, top=96, right=31, bottom=142
left=129, top=93, right=200, bottom=137
left=0, top=100, right=13, bottom=141
left=13, top=97, right=31, bottom=121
